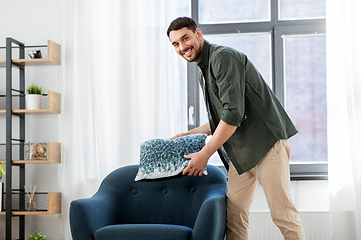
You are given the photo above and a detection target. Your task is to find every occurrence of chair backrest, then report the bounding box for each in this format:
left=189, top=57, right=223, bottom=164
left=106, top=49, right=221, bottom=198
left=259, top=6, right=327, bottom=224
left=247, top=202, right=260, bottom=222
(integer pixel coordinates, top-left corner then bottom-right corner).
left=94, top=164, right=227, bottom=229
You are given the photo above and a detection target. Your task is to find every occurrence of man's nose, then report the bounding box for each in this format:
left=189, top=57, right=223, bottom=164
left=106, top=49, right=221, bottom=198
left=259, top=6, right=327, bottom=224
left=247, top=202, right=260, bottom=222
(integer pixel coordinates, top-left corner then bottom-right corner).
left=180, top=42, right=187, bottom=52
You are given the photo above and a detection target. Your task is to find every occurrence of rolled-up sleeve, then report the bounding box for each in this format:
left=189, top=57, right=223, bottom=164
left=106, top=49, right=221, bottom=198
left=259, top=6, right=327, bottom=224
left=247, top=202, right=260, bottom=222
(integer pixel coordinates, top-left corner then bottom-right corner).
left=212, top=52, right=246, bottom=127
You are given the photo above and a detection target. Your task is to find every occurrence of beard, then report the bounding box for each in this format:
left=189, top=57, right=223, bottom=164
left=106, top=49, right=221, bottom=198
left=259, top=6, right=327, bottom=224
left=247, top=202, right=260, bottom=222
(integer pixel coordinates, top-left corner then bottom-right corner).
left=183, top=39, right=202, bottom=62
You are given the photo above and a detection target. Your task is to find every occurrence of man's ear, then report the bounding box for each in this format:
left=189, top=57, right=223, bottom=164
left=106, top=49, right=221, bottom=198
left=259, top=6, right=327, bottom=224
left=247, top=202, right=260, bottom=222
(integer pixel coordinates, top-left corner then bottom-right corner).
left=196, top=28, right=203, bottom=39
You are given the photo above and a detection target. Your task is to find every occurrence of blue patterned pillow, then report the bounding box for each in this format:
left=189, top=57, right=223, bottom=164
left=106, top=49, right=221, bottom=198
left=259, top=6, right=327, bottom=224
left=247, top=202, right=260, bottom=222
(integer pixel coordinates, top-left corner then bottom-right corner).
left=135, top=134, right=208, bottom=181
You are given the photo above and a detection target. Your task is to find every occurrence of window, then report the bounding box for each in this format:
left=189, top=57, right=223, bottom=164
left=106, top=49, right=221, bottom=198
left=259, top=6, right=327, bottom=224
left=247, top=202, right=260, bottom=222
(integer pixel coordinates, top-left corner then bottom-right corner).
left=278, top=0, right=326, bottom=20
left=283, top=34, right=327, bottom=163
left=185, top=0, right=327, bottom=179
left=205, top=33, right=272, bottom=87
left=199, top=0, right=270, bottom=24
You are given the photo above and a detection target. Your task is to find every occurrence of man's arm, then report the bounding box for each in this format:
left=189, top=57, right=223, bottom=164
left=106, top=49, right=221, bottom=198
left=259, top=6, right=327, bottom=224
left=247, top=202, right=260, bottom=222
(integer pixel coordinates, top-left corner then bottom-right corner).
left=183, top=120, right=237, bottom=176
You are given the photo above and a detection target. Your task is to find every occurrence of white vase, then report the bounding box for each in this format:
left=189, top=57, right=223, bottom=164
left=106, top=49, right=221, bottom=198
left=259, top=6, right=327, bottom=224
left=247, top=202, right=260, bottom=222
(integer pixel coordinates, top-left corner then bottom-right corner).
left=26, top=94, right=42, bottom=110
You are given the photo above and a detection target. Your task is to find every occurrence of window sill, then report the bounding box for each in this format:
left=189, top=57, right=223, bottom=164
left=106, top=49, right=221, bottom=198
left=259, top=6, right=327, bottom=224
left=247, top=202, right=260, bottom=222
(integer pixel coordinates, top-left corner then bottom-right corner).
left=214, top=163, right=328, bottom=181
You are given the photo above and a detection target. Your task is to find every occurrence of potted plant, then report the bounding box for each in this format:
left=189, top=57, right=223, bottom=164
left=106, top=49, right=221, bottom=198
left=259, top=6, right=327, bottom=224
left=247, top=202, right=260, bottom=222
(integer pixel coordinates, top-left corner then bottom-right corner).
left=0, top=162, right=5, bottom=180
left=27, top=231, right=46, bottom=240
left=26, top=84, right=43, bottom=110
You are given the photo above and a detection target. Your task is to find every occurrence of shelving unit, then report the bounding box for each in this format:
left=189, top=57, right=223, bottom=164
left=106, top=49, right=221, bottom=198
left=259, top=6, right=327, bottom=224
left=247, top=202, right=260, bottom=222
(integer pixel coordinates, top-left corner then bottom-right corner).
left=0, top=38, right=61, bottom=240
left=0, top=141, right=61, bottom=164
left=0, top=192, right=61, bottom=215
left=0, top=90, right=61, bottom=115
left=0, top=40, right=60, bottom=67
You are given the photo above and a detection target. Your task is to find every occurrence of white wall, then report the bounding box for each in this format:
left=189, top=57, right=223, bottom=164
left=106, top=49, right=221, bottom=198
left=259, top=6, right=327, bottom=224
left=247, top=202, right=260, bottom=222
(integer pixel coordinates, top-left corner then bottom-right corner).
left=0, top=0, right=62, bottom=239
left=251, top=180, right=329, bottom=212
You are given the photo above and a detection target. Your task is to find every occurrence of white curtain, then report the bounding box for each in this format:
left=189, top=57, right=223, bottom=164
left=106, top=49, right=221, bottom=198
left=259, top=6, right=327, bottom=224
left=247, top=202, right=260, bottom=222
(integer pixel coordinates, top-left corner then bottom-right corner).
left=59, top=1, right=184, bottom=239
left=327, top=0, right=361, bottom=239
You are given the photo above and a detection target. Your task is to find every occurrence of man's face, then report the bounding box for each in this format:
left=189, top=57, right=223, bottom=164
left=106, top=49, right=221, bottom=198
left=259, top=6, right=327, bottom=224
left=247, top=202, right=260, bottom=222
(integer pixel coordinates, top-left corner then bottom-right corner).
left=169, top=27, right=203, bottom=63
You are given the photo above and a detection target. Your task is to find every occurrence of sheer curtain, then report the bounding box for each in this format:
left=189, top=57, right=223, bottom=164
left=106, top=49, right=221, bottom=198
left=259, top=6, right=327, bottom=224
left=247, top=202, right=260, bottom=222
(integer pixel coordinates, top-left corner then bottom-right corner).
left=327, top=0, right=361, bottom=239
left=59, top=1, right=183, bottom=239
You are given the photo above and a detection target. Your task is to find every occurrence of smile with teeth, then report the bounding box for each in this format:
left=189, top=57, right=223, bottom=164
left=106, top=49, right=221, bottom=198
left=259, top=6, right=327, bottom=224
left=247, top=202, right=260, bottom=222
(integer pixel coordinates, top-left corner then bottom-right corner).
left=184, top=48, right=192, bottom=57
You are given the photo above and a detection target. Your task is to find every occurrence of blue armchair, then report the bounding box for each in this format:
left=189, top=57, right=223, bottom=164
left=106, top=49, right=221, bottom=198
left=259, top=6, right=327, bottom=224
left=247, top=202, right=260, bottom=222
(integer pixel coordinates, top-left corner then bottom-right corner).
left=69, top=164, right=227, bottom=240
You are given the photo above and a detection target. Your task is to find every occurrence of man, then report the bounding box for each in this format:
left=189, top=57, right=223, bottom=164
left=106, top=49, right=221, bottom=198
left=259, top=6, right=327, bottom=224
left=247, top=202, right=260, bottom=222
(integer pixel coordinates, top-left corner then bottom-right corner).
left=167, top=17, right=306, bottom=240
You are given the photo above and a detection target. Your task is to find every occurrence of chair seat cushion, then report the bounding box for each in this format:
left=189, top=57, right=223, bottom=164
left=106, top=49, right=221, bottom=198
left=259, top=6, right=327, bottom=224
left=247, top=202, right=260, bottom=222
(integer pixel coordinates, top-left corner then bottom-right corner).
left=94, top=223, right=193, bottom=240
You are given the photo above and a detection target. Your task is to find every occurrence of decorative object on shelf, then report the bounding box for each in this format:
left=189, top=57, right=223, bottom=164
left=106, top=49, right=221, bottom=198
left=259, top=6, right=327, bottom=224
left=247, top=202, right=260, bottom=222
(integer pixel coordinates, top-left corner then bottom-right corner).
left=26, top=83, right=43, bottom=110
left=0, top=163, right=4, bottom=211
left=0, top=162, right=5, bottom=179
left=27, top=231, right=46, bottom=240
left=24, top=185, right=37, bottom=211
left=0, top=182, right=3, bottom=211
left=29, top=50, right=42, bottom=59
left=25, top=142, right=47, bottom=160
left=1, top=191, right=60, bottom=212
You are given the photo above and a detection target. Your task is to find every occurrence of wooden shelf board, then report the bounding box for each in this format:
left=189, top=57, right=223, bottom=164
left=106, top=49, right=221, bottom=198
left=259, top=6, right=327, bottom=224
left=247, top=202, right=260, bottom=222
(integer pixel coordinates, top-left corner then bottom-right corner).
left=0, top=109, right=59, bottom=115
left=0, top=210, right=60, bottom=215
left=0, top=59, right=60, bottom=67
left=1, top=160, right=58, bottom=164
left=13, top=58, right=60, bottom=66
left=14, top=109, right=59, bottom=114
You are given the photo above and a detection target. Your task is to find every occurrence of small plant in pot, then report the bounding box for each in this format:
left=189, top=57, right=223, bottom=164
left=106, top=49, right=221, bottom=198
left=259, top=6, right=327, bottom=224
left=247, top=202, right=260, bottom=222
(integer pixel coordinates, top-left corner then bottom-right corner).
left=27, top=231, right=46, bottom=240
left=0, top=162, right=5, bottom=180
left=26, top=84, right=43, bottom=110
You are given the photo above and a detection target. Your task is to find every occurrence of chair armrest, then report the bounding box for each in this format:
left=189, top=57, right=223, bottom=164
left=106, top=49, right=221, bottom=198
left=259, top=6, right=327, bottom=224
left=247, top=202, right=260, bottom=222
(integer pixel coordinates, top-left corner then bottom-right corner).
left=190, top=190, right=227, bottom=240
left=70, top=193, right=119, bottom=240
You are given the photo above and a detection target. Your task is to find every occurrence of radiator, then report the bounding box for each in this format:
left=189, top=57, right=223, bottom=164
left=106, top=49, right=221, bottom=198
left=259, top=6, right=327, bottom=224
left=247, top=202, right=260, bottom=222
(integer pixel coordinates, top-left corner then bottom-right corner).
left=249, top=211, right=330, bottom=240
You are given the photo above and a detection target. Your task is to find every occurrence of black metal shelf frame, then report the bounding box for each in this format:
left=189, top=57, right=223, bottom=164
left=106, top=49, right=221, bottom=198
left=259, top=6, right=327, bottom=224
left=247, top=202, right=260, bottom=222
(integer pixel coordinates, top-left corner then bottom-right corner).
left=5, top=37, right=26, bottom=240
left=1, top=37, right=61, bottom=239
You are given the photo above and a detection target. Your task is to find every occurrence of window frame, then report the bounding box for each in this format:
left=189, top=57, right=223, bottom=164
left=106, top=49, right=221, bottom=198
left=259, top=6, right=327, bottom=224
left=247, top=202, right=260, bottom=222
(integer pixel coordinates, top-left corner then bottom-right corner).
left=187, top=0, right=327, bottom=180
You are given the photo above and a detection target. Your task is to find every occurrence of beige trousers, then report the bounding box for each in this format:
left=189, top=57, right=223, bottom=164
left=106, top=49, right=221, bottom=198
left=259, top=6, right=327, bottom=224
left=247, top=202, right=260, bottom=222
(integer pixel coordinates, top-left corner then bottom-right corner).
left=226, top=139, right=306, bottom=240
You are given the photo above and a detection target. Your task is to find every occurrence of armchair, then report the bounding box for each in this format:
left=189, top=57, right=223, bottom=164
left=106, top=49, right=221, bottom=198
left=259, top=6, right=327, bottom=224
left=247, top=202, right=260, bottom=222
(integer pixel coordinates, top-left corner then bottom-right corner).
left=69, top=164, right=227, bottom=240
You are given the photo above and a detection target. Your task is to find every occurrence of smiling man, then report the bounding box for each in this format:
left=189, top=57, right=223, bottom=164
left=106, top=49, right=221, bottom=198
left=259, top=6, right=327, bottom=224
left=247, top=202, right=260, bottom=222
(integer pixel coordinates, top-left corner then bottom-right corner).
left=167, top=17, right=306, bottom=240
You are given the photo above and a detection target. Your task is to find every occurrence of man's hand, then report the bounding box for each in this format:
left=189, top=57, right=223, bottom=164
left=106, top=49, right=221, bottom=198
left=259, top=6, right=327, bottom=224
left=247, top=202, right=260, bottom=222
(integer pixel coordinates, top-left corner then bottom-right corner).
left=182, top=120, right=237, bottom=176
left=171, top=133, right=189, bottom=140
left=171, top=122, right=211, bottom=140
left=182, top=150, right=209, bottom=176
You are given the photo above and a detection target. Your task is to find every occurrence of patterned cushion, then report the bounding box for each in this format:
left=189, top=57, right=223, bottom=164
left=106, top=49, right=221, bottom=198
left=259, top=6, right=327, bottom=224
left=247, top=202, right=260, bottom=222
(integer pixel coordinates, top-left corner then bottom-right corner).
left=135, top=134, right=208, bottom=181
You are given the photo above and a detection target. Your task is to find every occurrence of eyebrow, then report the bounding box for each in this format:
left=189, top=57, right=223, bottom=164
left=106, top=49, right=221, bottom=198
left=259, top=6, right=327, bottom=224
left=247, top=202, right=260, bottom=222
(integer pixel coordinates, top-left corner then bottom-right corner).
left=172, top=34, right=188, bottom=46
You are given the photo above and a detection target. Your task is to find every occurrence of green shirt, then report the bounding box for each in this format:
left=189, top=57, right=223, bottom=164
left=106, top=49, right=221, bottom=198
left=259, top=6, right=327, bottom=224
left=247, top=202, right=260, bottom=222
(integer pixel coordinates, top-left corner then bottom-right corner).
left=197, top=40, right=298, bottom=175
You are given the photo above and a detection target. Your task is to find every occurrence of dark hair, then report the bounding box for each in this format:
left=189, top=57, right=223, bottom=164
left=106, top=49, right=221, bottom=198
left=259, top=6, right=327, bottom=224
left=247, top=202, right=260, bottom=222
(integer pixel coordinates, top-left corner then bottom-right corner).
left=167, top=17, right=197, bottom=37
